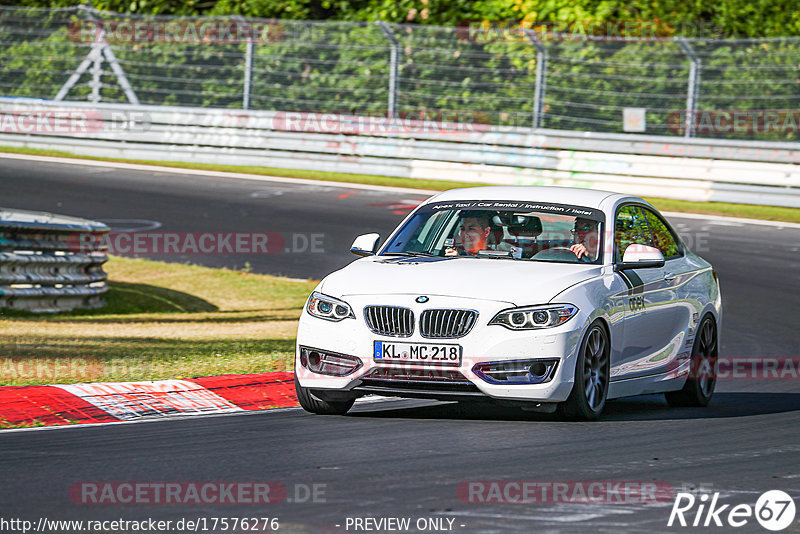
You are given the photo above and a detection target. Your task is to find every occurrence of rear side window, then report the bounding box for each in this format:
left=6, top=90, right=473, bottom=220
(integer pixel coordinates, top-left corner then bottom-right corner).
left=641, top=207, right=681, bottom=259
left=614, top=205, right=652, bottom=261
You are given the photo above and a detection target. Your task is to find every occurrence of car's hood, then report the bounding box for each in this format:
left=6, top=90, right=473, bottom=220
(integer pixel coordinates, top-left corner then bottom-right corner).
left=320, top=256, right=603, bottom=306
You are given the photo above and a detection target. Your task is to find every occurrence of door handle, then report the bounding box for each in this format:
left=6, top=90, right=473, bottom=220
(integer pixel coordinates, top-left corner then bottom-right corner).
left=664, top=272, right=676, bottom=283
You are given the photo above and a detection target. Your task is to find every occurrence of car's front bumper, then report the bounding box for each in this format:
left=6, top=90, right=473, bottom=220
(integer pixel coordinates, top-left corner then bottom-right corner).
left=295, top=294, right=586, bottom=404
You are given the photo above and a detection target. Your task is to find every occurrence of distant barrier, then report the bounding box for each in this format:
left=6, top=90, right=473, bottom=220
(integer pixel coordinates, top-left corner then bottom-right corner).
left=0, top=98, right=799, bottom=207
left=0, top=208, right=109, bottom=312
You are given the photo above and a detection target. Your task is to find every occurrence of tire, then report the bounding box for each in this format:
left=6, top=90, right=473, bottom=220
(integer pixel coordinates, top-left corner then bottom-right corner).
left=294, top=376, right=355, bottom=415
left=665, top=315, right=718, bottom=407
left=558, top=321, right=610, bottom=420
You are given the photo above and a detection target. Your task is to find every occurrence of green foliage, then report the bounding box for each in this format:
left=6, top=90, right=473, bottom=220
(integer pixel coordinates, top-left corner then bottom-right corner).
left=1, top=2, right=799, bottom=141
left=3, top=0, right=800, bottom=37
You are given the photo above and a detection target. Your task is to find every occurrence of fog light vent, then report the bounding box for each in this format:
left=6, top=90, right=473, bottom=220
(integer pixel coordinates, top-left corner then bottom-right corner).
left=299, top=346, right=362, bottom=377
left=473, top=359, right=559, bottom=385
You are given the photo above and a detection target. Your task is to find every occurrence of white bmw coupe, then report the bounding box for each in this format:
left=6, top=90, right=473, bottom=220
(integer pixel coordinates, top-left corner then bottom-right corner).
left=295, top=186, right=721, bottom=419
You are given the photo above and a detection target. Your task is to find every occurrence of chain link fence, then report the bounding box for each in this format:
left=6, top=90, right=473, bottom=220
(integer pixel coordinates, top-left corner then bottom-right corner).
left=2, top=6, right=800, bottom=141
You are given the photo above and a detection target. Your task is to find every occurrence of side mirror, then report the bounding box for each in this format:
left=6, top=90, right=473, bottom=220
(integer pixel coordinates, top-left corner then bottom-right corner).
left=350, top=233, right=380, bottom=257
left=615, top=244, right=665, bottom=271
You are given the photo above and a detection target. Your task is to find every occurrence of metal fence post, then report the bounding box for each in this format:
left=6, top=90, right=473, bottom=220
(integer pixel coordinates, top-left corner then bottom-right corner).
left=524, top=30, right=547, bottom=130
left=243, top=40, right=254, bottom=110
left=676, top=37, right=701, bottom=138
left=234, top=15, right=254, bottom=110
left=89, top=48, right=102, bottom=103
left=377, top=22, right=400, bottom=118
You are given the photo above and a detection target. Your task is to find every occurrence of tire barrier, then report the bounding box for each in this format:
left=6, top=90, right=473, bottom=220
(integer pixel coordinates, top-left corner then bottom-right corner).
left=0, top=208, right=109, bottom=312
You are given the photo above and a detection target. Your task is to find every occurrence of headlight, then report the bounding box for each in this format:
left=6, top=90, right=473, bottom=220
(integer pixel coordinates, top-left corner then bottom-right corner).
left=306, top=291, right=355, bottom=321
left=489, top=304, right=578, bottom=330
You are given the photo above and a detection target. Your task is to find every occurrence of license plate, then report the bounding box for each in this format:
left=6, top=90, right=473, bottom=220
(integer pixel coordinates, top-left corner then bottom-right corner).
left=373, top=341, right=461, bottom=366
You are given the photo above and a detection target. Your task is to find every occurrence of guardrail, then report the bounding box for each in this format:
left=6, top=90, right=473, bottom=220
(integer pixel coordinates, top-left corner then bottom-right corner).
left=1, top=98, right=799, bottom=207
left=0, top=208, right=109, bottom=313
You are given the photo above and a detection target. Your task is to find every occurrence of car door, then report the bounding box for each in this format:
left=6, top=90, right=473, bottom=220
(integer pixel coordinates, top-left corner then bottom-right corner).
left=640, top=206, right=696, bottom=376
left=611, top=204, right=679, bottom=380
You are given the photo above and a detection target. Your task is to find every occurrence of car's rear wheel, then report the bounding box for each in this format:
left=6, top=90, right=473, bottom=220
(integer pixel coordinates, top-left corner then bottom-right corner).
left=295, top=376, right=355, bottom=415
left=665, top=315, right=717, bottom=407
left=558, top=321, right=610, bottom=420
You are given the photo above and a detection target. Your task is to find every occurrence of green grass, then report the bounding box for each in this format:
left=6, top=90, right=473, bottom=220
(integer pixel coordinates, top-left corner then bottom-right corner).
left=639, top=196, right=800, bottom=223
left=0, top=418, right=48, bottom=429
left=2, top=145, right=798, bottom=223
left=0, top=145, right=475, bottom=192
left=0, top=256, right=316, bottom=386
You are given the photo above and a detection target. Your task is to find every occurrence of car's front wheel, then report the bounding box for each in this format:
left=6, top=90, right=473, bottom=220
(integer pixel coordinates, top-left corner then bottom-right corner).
left=295, top=377, right=355, bottom=415
left=559, top=321, right=610, bottom=420
left=665, top=314, right=717, bottom=407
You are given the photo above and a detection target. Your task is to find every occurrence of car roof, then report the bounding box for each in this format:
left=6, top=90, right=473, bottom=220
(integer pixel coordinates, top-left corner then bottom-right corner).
left=425, top=186, right=638, bottom=211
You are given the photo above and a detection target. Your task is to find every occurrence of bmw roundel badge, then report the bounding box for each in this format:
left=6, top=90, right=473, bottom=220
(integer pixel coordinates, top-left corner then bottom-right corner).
left=415, top=296, right=429, bottom=303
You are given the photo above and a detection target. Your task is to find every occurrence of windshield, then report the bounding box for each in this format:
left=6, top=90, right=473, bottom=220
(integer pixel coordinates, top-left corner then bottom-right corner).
left=381, top=200, right=604, bottom=264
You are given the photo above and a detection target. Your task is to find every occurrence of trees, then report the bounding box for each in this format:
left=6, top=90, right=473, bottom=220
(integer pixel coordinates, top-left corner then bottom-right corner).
left=5, top=0, right=800, bottom=38
left=2, top=1, right=799, bottom=141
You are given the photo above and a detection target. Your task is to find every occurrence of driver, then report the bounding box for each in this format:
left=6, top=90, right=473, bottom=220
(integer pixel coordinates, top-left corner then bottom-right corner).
left=445, top=212, right=492, bottom=256
left=569, top=217, right=600, bottom=261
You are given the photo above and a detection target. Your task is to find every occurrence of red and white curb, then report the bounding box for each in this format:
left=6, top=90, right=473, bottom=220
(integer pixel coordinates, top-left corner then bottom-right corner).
left=0, top=372, right=298, bottom=428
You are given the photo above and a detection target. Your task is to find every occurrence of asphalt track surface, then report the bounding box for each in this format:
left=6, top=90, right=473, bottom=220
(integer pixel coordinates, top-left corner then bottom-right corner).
left=1, top=155, right=800, bottom=533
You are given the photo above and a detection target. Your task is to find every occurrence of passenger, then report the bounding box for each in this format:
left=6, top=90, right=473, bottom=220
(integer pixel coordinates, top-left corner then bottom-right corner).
left=569, top=217, right=600, bottom=261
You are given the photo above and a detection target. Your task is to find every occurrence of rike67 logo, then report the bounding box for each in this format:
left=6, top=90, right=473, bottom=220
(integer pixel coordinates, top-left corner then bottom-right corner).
left=668, top=490, right=796, bottom=531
